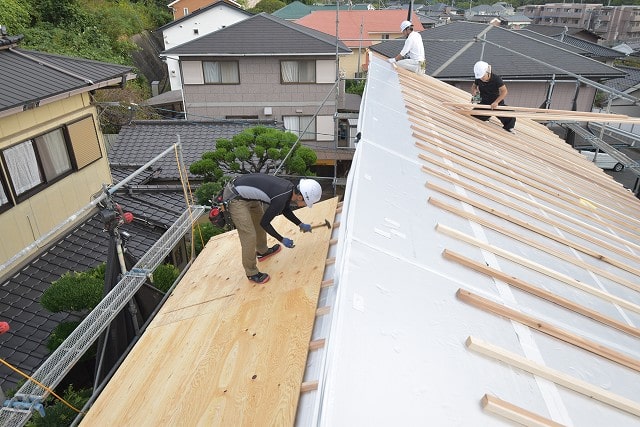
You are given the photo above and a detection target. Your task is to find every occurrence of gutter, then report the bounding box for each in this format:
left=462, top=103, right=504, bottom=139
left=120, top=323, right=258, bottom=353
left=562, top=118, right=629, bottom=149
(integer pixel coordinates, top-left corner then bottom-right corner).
left=0, top=73, right=136, bottom=120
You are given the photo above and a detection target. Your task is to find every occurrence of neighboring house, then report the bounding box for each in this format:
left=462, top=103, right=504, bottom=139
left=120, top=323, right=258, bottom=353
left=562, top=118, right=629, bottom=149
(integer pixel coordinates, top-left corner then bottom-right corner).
left=160, top=13, right=354, bottom=168
left=524, top=24, right=602, bottom=43
left=0, top=32, right=135, bottom=271
left=370, top=22, right=625, bottom=112
left=524, top=26, right=623, bottom=65
left=158, top=0, right=253, bottom=91
left=273, top=1, right=374, bottom=21
left=0, top=32, right=193, bottom=394
left=0, top=117, right=289, bottom=393
left=295, top=10, right=424, bottom=79
left=497, top=14, right=531, bottom=29
left=167, top=0, right=243, bottom=20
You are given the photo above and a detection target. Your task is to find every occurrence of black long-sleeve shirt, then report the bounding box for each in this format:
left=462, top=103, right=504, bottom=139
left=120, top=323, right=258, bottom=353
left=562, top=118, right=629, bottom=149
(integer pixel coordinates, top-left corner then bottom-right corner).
left=232, top=174, right=301, bottom=242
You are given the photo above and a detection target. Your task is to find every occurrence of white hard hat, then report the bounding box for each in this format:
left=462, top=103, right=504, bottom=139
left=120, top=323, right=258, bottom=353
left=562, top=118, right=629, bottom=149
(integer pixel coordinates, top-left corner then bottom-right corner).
left=400, top=20, right=413, bottom=32
left=298, top=179, right=322, bottom=208
left=474, top=61, right=490, bottom=79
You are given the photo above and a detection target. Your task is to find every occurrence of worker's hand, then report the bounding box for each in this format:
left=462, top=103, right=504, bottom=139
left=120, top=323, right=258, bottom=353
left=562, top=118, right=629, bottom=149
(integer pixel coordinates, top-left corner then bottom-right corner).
left=388, top=58, right=396, bottom=64
left=299, top=223, right=312, bottom=233
left=282, top=238, right=295, bottom=248
left=490, top=101, right=498, bottom=109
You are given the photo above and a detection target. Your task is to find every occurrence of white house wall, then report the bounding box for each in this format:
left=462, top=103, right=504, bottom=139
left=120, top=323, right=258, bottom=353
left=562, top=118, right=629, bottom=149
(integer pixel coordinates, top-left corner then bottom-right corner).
left=161, top=7, right=250, bottom=91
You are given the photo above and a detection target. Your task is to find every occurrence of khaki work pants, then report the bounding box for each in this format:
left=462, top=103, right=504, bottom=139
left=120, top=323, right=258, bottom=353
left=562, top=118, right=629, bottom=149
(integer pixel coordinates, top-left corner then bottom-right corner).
left=226, top=198, right=269, bottom=276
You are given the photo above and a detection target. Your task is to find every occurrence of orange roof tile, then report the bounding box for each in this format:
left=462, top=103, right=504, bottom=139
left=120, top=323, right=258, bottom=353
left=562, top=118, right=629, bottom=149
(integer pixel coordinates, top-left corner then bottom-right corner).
left=295, top=10, right=424, bottom=48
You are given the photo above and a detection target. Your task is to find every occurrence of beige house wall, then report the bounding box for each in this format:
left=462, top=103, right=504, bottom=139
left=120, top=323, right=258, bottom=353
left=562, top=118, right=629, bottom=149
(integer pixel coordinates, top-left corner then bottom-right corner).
left=0, top=93, right=112, bottom=266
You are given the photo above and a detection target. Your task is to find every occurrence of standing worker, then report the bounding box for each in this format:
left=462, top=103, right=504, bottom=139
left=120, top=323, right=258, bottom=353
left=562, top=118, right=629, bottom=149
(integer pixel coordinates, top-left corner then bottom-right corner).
left=222, top=174, right=322, bottom=284
left=470, top=61, right=516, bottom=133
left=388, top=20, right=426, bottom=74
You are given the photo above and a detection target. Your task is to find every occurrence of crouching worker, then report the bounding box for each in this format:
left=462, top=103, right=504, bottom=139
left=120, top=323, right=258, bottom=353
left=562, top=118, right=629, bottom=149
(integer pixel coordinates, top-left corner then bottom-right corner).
left=388, top=20, right=426, bottom=74
left=470, top=60, right=516, bottom=133
left=223, top=174, right=322, bottom=284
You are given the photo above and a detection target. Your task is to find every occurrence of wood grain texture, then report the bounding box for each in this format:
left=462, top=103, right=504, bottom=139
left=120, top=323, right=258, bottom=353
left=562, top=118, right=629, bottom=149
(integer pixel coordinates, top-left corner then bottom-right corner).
left=80, top=198, right=338, bottom=426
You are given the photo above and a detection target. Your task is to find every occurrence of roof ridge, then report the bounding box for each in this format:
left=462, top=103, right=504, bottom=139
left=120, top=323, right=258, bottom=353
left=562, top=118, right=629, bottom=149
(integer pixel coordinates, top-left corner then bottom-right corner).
left=10, top=48, right=95, bottom=84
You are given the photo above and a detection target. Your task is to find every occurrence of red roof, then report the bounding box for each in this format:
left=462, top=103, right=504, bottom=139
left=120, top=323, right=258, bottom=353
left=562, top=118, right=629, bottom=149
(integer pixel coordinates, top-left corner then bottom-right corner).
left=295, top=10, right=424, bottom=48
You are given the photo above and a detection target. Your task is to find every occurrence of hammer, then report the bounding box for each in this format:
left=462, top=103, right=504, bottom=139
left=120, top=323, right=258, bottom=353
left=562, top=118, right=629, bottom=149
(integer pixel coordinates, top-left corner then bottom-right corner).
left=310, top=219, right=331, bottom=230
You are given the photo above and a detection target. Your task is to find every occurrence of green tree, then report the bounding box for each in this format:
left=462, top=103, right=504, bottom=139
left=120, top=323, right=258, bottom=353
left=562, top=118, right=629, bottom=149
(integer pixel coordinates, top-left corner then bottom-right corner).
left=249, top=0, right=286, bottom=13
left=0, top=0, right=32, bottom=34
left=189, top=126, right=317, bottom=204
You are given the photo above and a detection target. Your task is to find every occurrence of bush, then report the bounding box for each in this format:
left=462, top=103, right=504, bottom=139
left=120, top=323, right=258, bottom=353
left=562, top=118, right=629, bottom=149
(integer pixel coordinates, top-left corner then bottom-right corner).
left=193, top=223, right=226, bottom=256
left=152, top=264, right=180, bottom=293
left=40, top=271, right=103, bottom=313
left=26, top=385, right=92, bottom=427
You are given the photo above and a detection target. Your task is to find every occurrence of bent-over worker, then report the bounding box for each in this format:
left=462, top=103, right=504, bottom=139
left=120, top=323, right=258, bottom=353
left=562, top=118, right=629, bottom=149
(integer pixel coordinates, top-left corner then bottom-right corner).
left=223, top=174, right=322, bottom=284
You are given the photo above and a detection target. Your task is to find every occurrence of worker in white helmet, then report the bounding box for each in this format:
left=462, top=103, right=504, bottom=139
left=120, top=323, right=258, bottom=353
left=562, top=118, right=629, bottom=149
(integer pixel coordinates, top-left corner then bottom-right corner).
left=222, top=174, right=322, bottom=284
left=470, top=60, right=516, bottom=133
left=388, top=20, right=426, bottom=74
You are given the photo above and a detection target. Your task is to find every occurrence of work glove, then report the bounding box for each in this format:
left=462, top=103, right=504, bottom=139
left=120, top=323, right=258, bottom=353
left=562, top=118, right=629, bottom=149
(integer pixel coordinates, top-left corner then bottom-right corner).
left=282, top=238, right=295, bottom=248
left=388, top=58, right=396, bottom=64
left=299, top=223, right=312, bottom=233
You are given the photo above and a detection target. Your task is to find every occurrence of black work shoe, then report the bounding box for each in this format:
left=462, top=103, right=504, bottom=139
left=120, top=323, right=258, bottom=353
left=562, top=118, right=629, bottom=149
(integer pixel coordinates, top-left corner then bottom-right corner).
left=257, top=244, right=281, bottom=262
left=247, top=272, right=270, bottom=284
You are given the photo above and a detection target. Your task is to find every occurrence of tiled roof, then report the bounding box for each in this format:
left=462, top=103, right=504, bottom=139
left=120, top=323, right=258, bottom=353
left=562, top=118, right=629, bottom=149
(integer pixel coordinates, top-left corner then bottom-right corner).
left=550, top=34, right=625, bottom=59
left=162, top=13, right=350, bottom=56
left=0, top=187, right=187, bottom=391
left=369, top=21, right=624, bottom=80
left=602, top=65, right=640, bottom=93
left=295, top=10, right=424, bottom=48
left=108, top=120, right=284, bottom=180
left=0, top=45, right=134, bottom=115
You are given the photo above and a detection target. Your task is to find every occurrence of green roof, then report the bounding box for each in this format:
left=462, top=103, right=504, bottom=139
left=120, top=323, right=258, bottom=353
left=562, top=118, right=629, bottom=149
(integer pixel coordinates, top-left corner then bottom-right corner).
left=272, top=1, right=371, bottom=20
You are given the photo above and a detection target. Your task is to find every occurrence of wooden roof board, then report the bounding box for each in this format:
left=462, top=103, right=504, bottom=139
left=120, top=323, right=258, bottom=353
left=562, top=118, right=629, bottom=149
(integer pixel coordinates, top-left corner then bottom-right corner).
left=313, top=54, right=640, bottom=425
left=80, top=197, right=338, bottom=425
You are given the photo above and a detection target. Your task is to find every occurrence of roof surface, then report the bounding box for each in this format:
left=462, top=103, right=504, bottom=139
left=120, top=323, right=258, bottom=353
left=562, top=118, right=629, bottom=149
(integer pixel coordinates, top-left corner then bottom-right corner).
left=109, top=120, right=283, bottom=180
left=295, top=10, right=424, bottom=48
left=369, top=21, right=625, bottom=80
left=273, top=1, right=372, bottom=20
left=521, top=30, right=625, bottom=60
left=603, top=65, right=640, bottom=93
left=0, top=46, right=134, bottom=114
left=314, top=52, right=640, bottom=425
left=162, top=13, right=350, bottom=56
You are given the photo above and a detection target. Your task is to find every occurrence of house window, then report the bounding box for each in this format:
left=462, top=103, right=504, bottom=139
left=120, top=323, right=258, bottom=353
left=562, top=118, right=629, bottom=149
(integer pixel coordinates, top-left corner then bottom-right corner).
left=283, top=116, right=315, bottom=140
left=183, top=8, right=189, bottom=16
left=0, top=178, right=10, bottom=210
left=2, top=128, right=72, bottom=198
left=381, top=34, right=390, bottom=40
left=281, top=61, right=316, bottom=83
left=203, top=61, right=239, bottom=84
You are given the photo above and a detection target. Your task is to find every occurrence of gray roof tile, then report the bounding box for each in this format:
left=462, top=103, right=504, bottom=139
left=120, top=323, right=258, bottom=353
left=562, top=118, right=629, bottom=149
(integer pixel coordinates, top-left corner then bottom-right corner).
left=163, top=12, right=350, bottom=56
left=109, top=120, right=284, bottom=180
left=370, top=21, right=625, bottom=80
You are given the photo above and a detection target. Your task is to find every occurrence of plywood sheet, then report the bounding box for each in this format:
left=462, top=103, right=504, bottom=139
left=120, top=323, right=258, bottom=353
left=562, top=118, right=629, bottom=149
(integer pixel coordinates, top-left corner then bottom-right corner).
left=80, top=197, right=338, bottom=426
